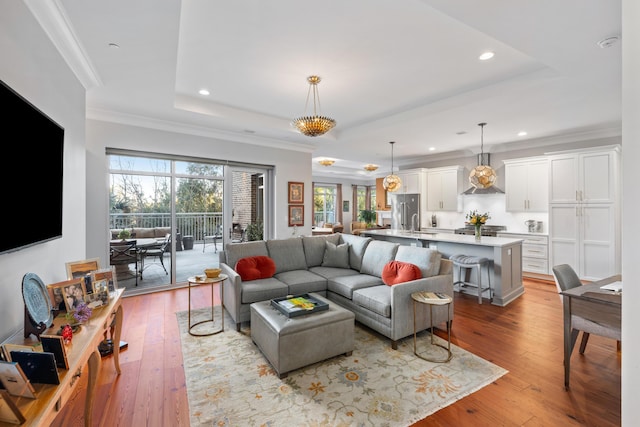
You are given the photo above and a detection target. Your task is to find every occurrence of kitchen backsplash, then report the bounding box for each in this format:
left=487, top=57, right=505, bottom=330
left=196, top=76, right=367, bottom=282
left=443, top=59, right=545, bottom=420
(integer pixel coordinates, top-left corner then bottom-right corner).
left=426, top=193, right=549, bottom=234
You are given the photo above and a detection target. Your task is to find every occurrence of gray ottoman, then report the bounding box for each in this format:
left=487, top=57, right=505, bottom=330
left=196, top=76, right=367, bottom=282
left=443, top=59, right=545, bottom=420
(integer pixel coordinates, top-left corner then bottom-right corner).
left=250, top=293, right=355, bottom=378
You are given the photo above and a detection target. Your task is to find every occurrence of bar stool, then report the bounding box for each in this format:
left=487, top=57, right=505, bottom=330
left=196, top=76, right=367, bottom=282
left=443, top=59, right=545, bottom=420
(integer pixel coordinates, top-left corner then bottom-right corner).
left=450, top=254, right=492, bottom=304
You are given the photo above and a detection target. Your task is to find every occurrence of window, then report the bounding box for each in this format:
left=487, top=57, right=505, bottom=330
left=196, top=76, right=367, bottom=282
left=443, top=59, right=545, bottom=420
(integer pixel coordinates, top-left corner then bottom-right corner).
left=313, top=184, right=337, bottom=226
left=353, top=185, right=376, bottom=221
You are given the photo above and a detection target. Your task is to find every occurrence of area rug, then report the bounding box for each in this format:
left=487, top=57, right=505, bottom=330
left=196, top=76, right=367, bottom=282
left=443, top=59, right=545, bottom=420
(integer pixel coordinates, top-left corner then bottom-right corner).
left=177, top=308, right=507, bottom=427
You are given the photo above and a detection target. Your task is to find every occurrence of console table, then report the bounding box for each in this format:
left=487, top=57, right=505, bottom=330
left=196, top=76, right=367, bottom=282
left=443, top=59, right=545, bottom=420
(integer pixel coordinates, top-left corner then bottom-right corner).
left=0, top=288, right=124, bottom=427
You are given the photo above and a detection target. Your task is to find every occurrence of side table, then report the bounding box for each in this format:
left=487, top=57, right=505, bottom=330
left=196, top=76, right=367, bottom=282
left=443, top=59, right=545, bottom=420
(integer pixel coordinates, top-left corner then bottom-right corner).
left=411, top=291, right=453, bottom=363
left=187, top=274, right=227, bottom=336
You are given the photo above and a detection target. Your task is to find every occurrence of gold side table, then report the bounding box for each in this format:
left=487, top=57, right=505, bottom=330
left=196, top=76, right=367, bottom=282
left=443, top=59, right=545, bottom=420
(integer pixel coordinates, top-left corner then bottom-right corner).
left=187, top=274, right=227, bottom=336
left=411, top=291, right=453, bottom=363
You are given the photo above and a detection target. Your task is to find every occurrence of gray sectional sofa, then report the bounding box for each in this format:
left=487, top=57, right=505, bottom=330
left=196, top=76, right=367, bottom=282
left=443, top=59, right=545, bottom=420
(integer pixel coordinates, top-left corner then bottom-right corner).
left=219, top=233, right=454, bottom=349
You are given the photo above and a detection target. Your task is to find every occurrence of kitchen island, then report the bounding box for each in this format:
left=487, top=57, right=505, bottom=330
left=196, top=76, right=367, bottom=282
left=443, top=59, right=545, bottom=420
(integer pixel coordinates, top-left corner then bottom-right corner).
left=360, top=229, right=525, bottom=306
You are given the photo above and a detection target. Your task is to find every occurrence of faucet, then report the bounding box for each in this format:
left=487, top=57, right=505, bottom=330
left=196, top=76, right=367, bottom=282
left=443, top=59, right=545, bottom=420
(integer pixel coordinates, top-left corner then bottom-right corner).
left=411, top=213, right=418, bottom=233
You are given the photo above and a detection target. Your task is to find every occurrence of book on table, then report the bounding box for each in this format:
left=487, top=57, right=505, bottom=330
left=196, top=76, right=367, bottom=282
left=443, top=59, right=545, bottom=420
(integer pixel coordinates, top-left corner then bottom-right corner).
left=271, top=294, right=329, bottom=318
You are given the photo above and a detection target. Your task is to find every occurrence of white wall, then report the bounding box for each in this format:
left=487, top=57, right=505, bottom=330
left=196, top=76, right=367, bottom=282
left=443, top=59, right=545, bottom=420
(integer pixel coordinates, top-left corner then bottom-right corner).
left=85, top=120, right=313, bottom=264
left=622, top=0, right=639, bottom=424
left=0, top=2, right=86, bottom=341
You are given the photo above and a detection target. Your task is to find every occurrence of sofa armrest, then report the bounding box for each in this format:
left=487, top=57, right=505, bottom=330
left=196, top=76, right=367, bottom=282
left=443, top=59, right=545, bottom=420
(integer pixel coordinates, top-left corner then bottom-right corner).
left=220, top=262, right=242, bottom=324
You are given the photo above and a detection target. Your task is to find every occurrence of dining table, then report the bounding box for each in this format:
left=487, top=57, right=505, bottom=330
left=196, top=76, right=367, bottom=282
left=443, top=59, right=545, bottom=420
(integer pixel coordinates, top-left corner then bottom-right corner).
left=109, top=238, right=161, bottom=278
left=560, top=274, right=621, bottom=389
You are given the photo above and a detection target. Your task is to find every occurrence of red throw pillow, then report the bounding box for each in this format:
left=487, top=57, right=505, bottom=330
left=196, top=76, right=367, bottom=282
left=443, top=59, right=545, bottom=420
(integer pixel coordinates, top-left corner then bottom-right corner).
left=381, top=261, right=422, bottom=286
left=235, top=256, right=276, bottom=281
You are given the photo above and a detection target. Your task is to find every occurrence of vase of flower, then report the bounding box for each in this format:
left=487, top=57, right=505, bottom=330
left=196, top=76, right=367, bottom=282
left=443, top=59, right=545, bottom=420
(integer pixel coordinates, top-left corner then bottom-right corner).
left=474, top=224, right=482, bottom=240
left=466, top=209, right=491, bottom=241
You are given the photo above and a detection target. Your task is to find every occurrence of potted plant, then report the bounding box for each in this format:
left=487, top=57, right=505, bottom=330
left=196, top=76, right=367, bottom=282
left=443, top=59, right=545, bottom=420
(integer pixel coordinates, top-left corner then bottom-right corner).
left=359, top=209, right=377, bottom=227
left=117, top=229, right=131, bottom=240
left=246, top=221, right=264, bottom=241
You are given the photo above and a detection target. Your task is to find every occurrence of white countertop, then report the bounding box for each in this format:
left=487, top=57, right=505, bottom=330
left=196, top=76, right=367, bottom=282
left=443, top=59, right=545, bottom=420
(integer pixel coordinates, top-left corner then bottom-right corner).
left=360, top=229, right=524, bottom=247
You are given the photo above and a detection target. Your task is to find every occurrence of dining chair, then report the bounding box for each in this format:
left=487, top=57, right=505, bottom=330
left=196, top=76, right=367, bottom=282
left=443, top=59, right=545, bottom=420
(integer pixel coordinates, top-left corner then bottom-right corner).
left=552, top=264, right=620, bottom=354
left=203, top=225, right=223, bottom=253
left=140, top=234, right=170, bottom=276
left=110, top=240, right=139, bottom=286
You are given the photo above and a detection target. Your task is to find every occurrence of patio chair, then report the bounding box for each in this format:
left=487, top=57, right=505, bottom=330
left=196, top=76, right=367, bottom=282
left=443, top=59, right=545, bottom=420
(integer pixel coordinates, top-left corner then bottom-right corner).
left=140, top=234, right=170, bottom=276
left=109, top=240, right=138, bottom=286
left=203, top=225, right=223, bottom=253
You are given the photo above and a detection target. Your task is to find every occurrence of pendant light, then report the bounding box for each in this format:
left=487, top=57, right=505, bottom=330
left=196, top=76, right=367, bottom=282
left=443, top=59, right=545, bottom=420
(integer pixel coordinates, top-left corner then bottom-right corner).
left=383, top=141, right=402, bottom=192
left=292, top=75, right=336, bottom=137
left=468, top=123, right=497, bottom=190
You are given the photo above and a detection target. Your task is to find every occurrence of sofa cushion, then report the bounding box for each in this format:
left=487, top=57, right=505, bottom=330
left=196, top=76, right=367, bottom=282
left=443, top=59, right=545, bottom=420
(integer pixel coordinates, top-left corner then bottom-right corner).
left=360, top=240, right=399, bottom=277
left=275, top=270, right=327, bottom=295
left=395, top=246, right=442, bottom=278
left=327, top=274, right=383, bottom=300
left=381, top=261, right=422, bottom=286
left=322, top=241, right=350, bottom=268
left=225, top=241, right=269, bottom=269
left=235, top=256, right=276, bottom=281
left=302, top=234, right=341, bottom=267
left=339, top=234, right=372, bottom=271
left=266, top=238, right=308, bottom=274
left=241, top=278, right=289, bottom=304
left=352, top=286, right=391, bottom=317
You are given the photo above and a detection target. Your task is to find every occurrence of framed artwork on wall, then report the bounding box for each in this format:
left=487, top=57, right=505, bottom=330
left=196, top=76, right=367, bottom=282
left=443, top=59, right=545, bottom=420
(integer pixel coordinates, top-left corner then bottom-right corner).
left=343, top=200, right=349, bottom=212
left=385, top=190, right=391, bottom=208
left=288, top=205, right=304, bottom=227
left=288, top=182, right=304, bottom=204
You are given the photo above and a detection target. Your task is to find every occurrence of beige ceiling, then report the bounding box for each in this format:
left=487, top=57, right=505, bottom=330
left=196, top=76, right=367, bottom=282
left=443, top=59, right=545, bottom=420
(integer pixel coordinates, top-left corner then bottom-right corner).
left=41, top=0, right=621, bottom=178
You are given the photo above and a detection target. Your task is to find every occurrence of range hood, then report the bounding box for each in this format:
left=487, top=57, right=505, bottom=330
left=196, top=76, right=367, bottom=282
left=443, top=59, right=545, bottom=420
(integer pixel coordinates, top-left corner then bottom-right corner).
left=462, top=153, right=504, bottom=195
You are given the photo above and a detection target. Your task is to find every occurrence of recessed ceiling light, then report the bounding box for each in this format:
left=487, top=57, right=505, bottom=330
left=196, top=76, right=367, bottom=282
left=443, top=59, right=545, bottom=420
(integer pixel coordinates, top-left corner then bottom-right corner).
left=479, top=51, right=495, bottom=61
left=456, top=131, right=467, bottom=135
left=597, top=36, right=620, bottom=49
left=517, top=131, right=527, bottom=137
left=198, top=89, right=210, bottom=96
left=108, top=43, right=120, bottom=49
left=428, top=147, right=436, bottom=151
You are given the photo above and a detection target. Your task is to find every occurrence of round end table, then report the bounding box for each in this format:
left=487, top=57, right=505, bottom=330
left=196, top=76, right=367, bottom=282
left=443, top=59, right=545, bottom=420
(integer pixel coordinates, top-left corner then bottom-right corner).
left=411, top=291, right=453, bottom=363
left=187, top=274, right=227, bottom=336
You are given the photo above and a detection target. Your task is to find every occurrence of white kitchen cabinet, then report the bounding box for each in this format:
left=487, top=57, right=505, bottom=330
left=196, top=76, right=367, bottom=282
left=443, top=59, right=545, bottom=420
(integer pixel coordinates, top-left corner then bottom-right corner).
left=549, top=204, right=619, bottom=281
left=547, top=145, right=621, bottom=281
left=426, top=166, right=463, bottom=211
left=497, top=232, right=549, bottom=278
left=549, top=146, right=619, bottom=204
left=396, top=168, right=426, bottom=194
left=504, top=157, right=548, bottom=212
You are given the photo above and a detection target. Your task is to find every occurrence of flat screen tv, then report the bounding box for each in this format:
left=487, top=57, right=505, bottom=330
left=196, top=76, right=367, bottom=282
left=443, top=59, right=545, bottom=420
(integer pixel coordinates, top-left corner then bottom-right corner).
left=1, top=79, right=64, bottom=255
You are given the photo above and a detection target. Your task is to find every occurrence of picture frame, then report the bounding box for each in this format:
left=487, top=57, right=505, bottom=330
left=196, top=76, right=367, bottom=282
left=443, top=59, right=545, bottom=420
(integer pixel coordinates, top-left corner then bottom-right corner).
left=48, top=278, right=85, bottom=312
left=288, top=181, right=304, bottom=204
left=288, top=205, right=304, bottom=227
left=91, top=266, right=118, bottom=293
left=342, top=200, right=349, bottom=212
left=385, top=190, right=391, bottom=208
left=0, top=389, right=26, bottom=424
left=40, top=335, right=69, bottom=370
left=65, top=258, right=101, bottom=280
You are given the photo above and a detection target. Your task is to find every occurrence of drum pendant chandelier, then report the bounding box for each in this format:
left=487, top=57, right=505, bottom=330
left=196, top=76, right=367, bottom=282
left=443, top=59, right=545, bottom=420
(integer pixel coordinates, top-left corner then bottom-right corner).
left=468, top=123, right=497, bottom=190
left=292, top=75, right=336, bottom=137
left=383, top=141, right=402, bottom=192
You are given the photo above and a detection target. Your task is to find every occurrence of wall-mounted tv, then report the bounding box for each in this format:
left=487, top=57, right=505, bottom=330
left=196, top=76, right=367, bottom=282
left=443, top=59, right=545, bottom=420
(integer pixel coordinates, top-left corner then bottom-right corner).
left=1, top=79, right=64, bottom=255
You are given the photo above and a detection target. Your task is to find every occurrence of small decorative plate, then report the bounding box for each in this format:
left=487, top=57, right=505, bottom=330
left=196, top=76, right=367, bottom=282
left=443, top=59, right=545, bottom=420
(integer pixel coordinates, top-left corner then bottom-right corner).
left=22, top=272, right=54, bottom=327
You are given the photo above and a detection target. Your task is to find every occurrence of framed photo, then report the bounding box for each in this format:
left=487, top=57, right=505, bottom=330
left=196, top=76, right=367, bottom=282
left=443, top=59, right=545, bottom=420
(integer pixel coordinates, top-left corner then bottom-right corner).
left=288, top=205, right=304, bottom=227
left=385, top=190, right=391, bottom=208
left=65, top=258, right=101, bottom=280
left=48, top=278, right=85, bottom=312
left=91, top=266, right=118, bottom=293
left=40, top=335, right=69, bottom=370
left=288, top=181, right=304, bottom=204
left=342, top=200, right=349, bottom=212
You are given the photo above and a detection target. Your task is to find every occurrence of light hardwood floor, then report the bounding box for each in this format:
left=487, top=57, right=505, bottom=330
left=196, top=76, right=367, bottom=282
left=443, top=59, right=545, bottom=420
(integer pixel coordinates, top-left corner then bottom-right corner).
left=51, top=279, right=620, bottom=426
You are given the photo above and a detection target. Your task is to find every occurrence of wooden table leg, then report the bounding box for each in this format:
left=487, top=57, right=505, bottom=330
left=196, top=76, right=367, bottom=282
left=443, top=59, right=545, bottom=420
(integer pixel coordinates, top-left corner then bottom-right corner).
left=84, top=350, right=101, bottom=427
left=562, top=295, right=572, bottom=389
left=112, top=305, right=123, bottom=374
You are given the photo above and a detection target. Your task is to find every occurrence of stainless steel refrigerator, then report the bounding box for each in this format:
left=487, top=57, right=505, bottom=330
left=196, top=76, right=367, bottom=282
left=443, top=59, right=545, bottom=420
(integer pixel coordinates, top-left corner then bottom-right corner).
left=390, top=193, right=420, bottom=231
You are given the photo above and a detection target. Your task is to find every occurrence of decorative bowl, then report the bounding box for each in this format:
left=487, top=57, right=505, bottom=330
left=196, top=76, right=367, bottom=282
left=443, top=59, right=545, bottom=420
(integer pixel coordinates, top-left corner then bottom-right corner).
left=204, top=268, right=221, bottom=278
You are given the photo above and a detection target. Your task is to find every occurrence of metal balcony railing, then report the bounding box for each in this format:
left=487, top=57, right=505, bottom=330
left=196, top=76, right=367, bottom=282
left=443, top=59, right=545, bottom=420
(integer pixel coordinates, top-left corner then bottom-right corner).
left=110, top=212, right=223, bottom=241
